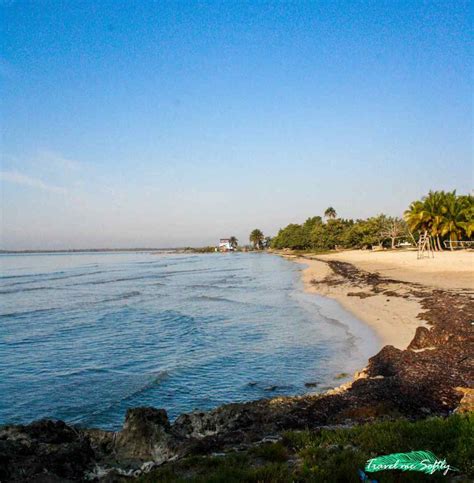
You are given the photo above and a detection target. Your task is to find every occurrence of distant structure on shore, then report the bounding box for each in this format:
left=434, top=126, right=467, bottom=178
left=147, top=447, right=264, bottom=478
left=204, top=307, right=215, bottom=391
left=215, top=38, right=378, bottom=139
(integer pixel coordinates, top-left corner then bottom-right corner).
left=218, top=238, right=234, bottom=252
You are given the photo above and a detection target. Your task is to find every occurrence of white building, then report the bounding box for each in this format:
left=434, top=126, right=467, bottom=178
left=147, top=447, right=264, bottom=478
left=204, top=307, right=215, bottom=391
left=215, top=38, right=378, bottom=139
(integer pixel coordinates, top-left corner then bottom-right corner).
left=218, top=238, right=233, bottom=252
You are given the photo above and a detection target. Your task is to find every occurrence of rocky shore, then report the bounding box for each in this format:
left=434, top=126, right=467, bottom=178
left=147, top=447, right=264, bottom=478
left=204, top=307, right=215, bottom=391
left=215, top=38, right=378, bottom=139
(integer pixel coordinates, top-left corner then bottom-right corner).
left=1, top=258, right=473, bottom=481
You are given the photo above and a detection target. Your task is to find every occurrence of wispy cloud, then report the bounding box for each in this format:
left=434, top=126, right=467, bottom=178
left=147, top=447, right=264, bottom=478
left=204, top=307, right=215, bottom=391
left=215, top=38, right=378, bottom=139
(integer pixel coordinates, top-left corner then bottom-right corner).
left=0, top=170, right=68, bottom=194
left=39, top=150, right=82, bottom=171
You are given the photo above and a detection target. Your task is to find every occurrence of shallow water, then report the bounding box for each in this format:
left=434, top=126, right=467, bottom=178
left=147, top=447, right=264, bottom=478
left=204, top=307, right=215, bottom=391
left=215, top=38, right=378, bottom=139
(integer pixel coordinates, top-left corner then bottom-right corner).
left=0, top=252, right=379, bottom=430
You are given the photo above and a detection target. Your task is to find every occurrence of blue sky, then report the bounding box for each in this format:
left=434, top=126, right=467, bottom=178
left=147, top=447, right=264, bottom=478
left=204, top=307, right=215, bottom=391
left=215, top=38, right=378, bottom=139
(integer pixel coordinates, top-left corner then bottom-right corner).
left=1, top=0, right=472, bottom=249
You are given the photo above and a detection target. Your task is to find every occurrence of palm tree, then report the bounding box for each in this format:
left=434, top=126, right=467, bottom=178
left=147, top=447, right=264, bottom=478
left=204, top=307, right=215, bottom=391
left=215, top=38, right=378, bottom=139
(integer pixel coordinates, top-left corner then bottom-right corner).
left=229, top=236, right=238, bottom=249
left=457, top=195, right=474, bottom=238
left=404, top=200, right=426, bottom=233
left=405, top=192, right=445, bottom=250
left=324, top=207, right=337, bottom=219
left=404, top=190, right=474, bottom=250
left=439, top=191, right=471, bottom=250
left=249, top=229, right=264, bottom=250
left=404, top=199, right=434, bottom=249
left=422, top=191, right=445, bottom=251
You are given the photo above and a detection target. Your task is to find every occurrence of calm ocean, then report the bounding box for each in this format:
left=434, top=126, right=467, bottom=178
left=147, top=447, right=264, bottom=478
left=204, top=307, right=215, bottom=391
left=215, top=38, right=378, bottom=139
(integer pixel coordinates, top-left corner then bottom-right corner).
left=0, top=252, right=378, bottom=430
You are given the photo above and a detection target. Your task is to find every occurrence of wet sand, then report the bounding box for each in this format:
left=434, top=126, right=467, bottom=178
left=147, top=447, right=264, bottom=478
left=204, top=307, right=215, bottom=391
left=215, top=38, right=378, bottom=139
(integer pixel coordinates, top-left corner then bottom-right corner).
left=284, top=250, right=473, bottom=349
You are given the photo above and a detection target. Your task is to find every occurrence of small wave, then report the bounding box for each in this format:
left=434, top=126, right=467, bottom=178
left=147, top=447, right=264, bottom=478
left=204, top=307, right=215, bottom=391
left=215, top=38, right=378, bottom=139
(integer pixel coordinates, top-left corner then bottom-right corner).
left=133, top=256, right=198, bottom=265
left=70, top=273, right=168, bottom=286
left=72, top=370, right=170, bottom=422
left=120, top=370, right=169, bottom=403
left=0, top=307, right=58, bottom=319
left=189, top=295, right=248, bottom=305
left=293, top=292, right=364, bottom=350
left=163, top=267, right=244, bottom=276
left=154, top=310, right=219, bottom=336
left=3, top=270, right=111, bottom=287
left=102, top=291, right=141, bottom=302
left=47, top=366, right=113, bottom=378
left=0, top=270, right=67, bottom=280
left=162, top=267, right=214, bottom=276
left=0, top=286, right=56, bottom=295
left=188, top=295, right=275, bottom=311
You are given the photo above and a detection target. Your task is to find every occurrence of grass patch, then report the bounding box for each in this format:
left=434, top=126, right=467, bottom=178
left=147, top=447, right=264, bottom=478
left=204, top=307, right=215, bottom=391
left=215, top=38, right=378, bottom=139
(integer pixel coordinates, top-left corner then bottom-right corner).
left=250, top=441, right=288, bottom=462
left=138, top=414, right=473, bottom=482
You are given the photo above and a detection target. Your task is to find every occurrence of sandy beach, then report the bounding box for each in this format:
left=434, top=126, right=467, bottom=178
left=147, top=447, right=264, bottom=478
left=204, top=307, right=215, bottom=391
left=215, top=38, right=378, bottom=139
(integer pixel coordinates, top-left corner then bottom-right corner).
left=286, top=249, right=473, bottom=350
left=318, top=250, right=474, bottom=290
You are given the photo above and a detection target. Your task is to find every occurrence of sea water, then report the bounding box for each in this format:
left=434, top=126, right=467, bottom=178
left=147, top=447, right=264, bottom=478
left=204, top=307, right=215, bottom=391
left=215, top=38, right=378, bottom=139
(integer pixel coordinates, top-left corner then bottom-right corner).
left=0, top=252, right=379, bottom=430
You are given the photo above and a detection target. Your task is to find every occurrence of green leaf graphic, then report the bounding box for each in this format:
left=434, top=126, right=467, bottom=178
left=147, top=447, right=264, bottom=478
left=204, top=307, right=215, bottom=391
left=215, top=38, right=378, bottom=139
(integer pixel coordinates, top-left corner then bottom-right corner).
left=365, top=450, right=456, bottom=475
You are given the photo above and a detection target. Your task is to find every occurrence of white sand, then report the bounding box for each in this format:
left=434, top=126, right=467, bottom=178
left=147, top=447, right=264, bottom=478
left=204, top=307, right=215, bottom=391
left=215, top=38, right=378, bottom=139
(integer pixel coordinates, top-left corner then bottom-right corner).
left=317, top=250, right=474, bottom=291
left=285, top=250, right=473, bottom=350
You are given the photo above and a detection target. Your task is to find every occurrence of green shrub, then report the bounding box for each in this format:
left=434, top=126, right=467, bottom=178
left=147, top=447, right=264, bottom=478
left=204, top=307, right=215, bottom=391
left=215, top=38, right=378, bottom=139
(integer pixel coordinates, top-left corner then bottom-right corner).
left=139, top=414, right=473, bottom=482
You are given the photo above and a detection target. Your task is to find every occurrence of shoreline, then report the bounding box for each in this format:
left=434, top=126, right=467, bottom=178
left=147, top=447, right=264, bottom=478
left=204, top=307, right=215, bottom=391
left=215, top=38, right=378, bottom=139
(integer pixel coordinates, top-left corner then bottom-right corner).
left=288, top=255, right=425, bottom=350
left=1, top=250, right=472, bottom=480
left=279, top=248, right=473, bottom=350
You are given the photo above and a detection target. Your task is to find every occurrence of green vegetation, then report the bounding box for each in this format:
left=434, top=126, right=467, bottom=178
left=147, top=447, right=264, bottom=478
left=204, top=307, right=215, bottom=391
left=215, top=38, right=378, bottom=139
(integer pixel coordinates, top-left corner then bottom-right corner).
left=249, top=229, right=265, bottom=249
left=324, top=206, right=337, bottom=219
left=185, top=246, right=217, bottom=253
left=271, top=214, right=409, bottom=251
left=404, top=190, right=473, bottom=250
left=271, top=190, right=473, bottom=252
left=229, top=236, right=238, bottom=249
left=138, top=414, right=473, bottom=482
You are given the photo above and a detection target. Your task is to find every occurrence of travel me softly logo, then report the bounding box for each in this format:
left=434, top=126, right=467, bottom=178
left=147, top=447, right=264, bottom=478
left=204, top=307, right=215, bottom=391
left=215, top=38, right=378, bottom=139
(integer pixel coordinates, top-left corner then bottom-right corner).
left=361, top=450, right=457, bottom=477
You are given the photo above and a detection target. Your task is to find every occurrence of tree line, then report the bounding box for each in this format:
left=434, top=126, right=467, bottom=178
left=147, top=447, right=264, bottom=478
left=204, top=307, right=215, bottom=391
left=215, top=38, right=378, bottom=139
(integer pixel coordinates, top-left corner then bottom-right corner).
left=248, top=229, right=271, bottom=250
left=404, top=190, right=473, bottom=250
left=267, top=190, right=473, bottom=252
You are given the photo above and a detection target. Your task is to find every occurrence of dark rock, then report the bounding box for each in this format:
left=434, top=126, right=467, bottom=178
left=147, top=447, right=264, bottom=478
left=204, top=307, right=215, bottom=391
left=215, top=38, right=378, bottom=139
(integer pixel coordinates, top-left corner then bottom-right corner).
left=0, top=420, right=94, bottom=482
left=113, top=407, right=175, bottom=465
left=304, top=382, right=319, bottom=388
